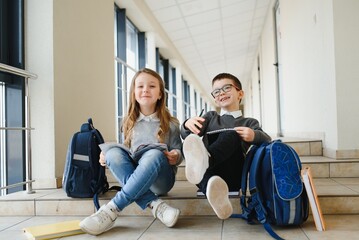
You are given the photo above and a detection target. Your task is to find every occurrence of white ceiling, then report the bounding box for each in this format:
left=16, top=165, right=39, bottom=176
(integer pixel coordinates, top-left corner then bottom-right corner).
left=120, top=0, right=272, bottom=99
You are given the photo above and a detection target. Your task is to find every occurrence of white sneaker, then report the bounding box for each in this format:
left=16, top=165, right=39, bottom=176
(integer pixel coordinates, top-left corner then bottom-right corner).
left=183, top=134, right=210, bottom=184
left=80, top=201, right=119, bottom=235
left=206, top=176, right=233, bottom=219
left=150, top=199, right=180, bottom=227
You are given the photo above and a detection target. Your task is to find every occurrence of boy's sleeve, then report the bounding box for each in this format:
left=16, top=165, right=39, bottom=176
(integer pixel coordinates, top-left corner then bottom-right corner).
left=180, top=111, right=213, bottom=139
left=246, top=118, right=271, bottom=145
left=180, top=119, right=192, bottom=139
left=169, top=121, right=184, bottom=166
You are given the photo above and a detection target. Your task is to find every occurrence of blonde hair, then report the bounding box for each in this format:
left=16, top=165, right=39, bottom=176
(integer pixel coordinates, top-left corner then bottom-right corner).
left=122, top=68, right=179, bottom=147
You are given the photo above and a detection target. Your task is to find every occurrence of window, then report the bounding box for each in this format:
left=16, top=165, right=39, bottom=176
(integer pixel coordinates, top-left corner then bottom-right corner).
left=155, top=53, right=178, bottom=117
left=0, top=0, right=25, bottom=195
left=182, top=79, right=191, bottom=120
left=169, top=67, right=177, bottom=117
left=114, top=5, right=146, bottom=142
left=194, top=91, right=198, bottom=114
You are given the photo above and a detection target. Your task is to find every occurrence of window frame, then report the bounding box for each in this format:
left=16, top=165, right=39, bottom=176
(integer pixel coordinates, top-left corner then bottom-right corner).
left=0, top=0, right=26, bottom=195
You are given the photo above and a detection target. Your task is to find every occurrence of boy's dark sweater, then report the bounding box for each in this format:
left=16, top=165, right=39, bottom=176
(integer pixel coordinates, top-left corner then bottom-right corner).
left=181, top=110, right=271, bottom=151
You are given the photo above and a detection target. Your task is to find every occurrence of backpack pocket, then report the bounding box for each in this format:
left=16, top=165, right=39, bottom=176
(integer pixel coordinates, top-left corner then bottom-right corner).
left=66, top=162, right=93, bottom=198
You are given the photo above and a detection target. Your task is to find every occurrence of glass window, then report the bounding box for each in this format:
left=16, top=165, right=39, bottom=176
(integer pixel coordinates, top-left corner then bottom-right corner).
left=155, top=55, right=178, bottom=117
left=182, top=79, right=190, bottom=120
left=0, top=0, right=25, bottom=195
left=169, top=67, right=177, bottom=117
left=115, top=6, right=145, bottom=142
left=194, top=91, right=198, bottom=114
left=125, top=20, right=138, bottom=87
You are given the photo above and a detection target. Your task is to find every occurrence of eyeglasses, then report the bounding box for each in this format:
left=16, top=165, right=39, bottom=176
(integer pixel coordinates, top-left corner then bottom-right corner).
left=211, top=84, right=240, bottom=98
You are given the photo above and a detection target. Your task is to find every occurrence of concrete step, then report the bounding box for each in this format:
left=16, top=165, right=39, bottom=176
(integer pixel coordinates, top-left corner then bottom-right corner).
left=0, top=178, right=358, bottom=217
left=173, top=157, right=359, bottom=181
left=278, top=137, right=323, bottom=156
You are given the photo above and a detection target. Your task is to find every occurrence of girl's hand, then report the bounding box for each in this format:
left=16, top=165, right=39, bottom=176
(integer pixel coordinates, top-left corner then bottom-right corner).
left=235, top=127, right=255, bottom=142
left=163, top=149, right=179, bottom=165
left=185, top=117, right=205, bottom=135
left=99, top=151, right=106, bottom=166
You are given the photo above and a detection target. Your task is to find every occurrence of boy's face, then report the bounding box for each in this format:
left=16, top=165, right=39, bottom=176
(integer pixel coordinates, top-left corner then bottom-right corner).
left=212, top=78, right=243, bottom=112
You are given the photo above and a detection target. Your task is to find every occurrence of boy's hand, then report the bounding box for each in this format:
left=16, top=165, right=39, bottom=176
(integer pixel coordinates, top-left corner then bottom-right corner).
left=163, top=150, right=179, bottom=165
left=235, top=127, right=255, bottom=142
left=184, top=117, right=205, bottom=135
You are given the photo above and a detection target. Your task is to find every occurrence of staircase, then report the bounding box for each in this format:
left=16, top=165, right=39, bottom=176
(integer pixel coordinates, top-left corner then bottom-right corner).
left=0, top=138, right=358, bottom=216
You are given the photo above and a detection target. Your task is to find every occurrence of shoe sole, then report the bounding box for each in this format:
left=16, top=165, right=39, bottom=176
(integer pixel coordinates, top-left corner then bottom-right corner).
left=164, top=209, right=181, bottom=228
left=183, top=134, right=209, bottom=184
left=79, top=220, right=115, bottom=236
left=206, top=176, right=233, bottom=219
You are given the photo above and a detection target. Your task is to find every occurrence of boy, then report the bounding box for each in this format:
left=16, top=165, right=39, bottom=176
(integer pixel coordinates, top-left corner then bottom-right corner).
left=181, top=73, right=271, bottom=219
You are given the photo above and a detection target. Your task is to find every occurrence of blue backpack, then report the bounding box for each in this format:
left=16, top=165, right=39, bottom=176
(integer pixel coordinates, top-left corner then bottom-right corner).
left=63, top=118, right=111, bottom=210
left=232, top=140, right=309, bottom=240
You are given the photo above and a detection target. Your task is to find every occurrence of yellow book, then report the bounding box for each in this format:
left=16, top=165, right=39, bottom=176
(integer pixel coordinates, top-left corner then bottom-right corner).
left=301, top=167, right=326, bottom=231
left=23, top=220, right=84, bottom=240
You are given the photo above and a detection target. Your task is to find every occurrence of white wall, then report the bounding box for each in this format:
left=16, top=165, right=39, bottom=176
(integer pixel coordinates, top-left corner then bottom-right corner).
left=256, top=0, right=359, bottom=156
left=248, top=58, right=261, bottom=123
left=279, top=0, right=337, bottom=149
left=249, top=0, right=280, bottom=138
left=256, top=0, right=337, bottom=149
left=259, top=9, right=280, bottom=138
left=333, top=0, right=359, bottom=150
left=53, top=0, right=116, bottom=178
left=27, top=0, right=117, bottom=187
left=26, top=0, right=56, bottom=188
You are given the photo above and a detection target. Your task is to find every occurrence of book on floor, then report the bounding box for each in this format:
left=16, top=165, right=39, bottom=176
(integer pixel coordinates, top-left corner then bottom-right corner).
left=23, top=220, right=84, bottom=240
left=301, top=167, right=326, bottom=231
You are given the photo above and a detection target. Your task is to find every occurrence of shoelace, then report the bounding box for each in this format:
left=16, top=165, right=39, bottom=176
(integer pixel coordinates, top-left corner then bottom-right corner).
left=95, top=208, right=114, bottom=224
left=155, top=202, right=167, bottom=219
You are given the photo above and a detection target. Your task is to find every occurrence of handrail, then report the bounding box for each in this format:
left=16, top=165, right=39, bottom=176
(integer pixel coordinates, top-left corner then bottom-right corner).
left=0, top=180, right=35, bottom=190
left=0, top=63, right=37, bottom=79
left=115, top=57, right=137, bottom=73
left=0, top=63, right=37, bottom=195
left=0, top=127, right=35, bottom=130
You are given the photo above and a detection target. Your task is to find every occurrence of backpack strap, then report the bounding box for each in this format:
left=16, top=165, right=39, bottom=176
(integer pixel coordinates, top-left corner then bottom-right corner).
left=247, top=144, right=268, bottom=223
left=231, top=145, right=258, bottom=221
left=88, top=121, right=106, bottom=195
left=263, top=223, right=285, bottom=240
left=93, top=186, right=122, bottom=210
left=249, top=141, right=285, bottom=240
left=89, top=119, right=106, bottom=193
left=87, top=118, right=122, bottom=210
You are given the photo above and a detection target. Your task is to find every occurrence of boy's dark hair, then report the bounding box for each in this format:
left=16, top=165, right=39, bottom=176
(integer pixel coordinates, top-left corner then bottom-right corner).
left=212, top=73, right=242, bottom=90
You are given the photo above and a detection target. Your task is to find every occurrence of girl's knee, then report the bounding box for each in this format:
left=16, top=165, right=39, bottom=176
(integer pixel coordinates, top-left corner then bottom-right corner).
left=105, top=148, right=128, bottom=167
left=140, top=149, right=167, bottom=167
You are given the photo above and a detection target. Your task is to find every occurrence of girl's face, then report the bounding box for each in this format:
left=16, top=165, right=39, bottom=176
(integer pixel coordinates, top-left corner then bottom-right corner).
left=212, top=78, right=243, bottom=112
left=134, top=72, right=162, bottom=114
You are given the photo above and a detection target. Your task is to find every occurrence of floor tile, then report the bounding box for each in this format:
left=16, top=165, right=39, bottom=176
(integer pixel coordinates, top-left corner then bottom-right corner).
left=1, top=215, right=359, bottom=239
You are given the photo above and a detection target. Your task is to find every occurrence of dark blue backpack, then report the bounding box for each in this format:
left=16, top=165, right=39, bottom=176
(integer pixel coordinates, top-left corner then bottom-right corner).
left=232, top=140, right=309, bottom=240
left=63, top=118, right=110, bottom=210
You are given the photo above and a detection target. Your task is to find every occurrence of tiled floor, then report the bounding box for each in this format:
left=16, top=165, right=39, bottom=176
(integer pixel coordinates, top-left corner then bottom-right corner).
left=1, top=176, right=359, bottom=239
left=1, top=214, right=359, bottom=239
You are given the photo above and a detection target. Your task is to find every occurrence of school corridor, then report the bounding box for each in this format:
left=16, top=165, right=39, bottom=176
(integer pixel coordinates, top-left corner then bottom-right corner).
left=1, top=0, right=359, bottom=239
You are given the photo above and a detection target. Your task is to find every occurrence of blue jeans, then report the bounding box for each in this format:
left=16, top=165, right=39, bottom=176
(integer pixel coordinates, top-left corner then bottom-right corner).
left=105, top=148, right=175, bottom=210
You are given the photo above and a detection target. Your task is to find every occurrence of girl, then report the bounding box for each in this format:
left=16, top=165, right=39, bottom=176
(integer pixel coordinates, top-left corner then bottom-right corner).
left=80, top=68, right=183, bottom=235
